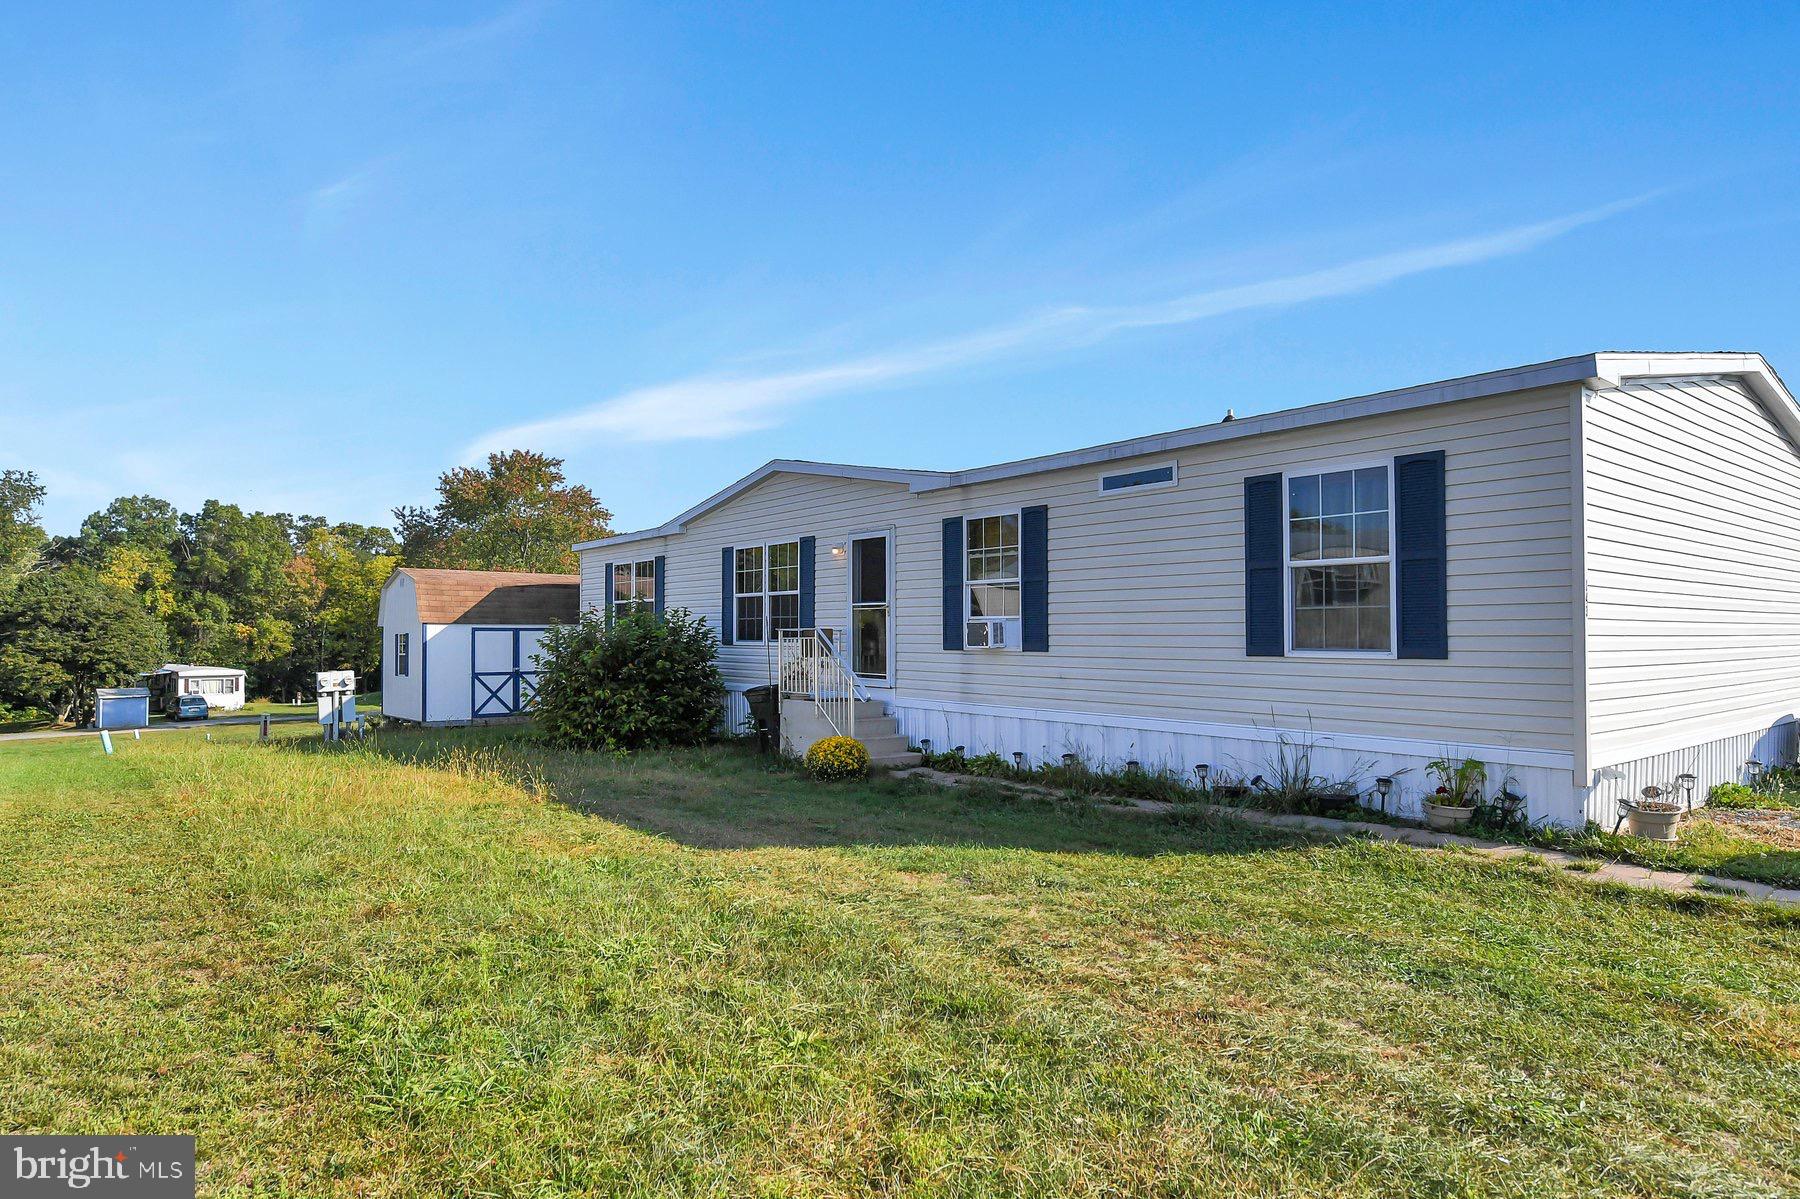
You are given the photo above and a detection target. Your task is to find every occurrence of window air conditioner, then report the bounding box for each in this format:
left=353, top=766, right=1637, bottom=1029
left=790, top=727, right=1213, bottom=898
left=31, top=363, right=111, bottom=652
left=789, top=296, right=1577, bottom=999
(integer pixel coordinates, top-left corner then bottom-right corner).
left=966, top=618, right=1008, bottom=649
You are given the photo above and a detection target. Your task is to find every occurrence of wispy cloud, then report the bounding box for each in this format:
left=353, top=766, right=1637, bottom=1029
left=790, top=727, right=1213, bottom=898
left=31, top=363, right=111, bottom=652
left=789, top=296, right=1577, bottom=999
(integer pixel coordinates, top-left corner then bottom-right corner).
left=302, top=169, right=373, bottom=231
left=464, top=195, right=1648, bottom=459
left=375, top=0, right=549, bottom=67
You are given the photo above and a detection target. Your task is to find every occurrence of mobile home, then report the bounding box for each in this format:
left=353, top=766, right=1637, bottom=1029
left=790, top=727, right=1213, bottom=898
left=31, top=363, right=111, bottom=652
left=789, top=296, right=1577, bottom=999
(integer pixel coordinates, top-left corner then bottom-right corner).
left=148, top=664, right=247, bottom=713
left=574, top=352, right=1800, bottom=829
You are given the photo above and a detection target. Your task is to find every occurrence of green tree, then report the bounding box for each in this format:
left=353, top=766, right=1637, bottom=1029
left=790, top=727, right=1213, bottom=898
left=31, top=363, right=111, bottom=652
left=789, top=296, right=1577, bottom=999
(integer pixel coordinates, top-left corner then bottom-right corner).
left=0, top=567, right=168, bottom=723
left=0, top=469, right=47, bottom=590
left=98, top=543, right=179, bottom=619
left=396, top=450, right=610, bottom=574
left=170, top=501, right=303, bottom=685
left=288, top=526, right=397, bottom=682
left=76, top=494, right=181, bottom=560
left=34, top=491, right=403, bottom=704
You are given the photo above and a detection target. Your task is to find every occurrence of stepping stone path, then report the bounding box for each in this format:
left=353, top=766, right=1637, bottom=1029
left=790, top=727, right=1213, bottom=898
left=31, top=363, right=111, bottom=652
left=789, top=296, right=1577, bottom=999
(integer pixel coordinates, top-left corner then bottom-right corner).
left=892, top=767, right=1800, bottom=909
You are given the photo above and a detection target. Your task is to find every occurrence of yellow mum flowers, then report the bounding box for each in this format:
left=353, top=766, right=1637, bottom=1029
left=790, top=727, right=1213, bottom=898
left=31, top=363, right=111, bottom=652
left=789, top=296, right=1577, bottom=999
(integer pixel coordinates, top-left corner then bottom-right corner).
left=804, top=735, right=870, bottom=781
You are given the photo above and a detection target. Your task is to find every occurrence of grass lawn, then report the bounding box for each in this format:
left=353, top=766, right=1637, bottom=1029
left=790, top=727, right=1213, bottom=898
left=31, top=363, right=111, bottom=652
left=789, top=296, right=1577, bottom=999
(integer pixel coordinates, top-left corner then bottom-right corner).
left=1517, top=813, right=1800, bottom=890
left=1, top=726, right=1796, bottom=1197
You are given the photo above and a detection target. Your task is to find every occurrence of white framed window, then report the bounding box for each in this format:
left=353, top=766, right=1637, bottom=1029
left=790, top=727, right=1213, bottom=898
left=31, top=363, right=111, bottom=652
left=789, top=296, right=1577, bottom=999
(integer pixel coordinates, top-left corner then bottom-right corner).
left=965, top=513, right=1020, bottom=650
left=734, top=540, right=801, bottom=643
left=1286, top=464, right=1393, bottom=654
left=394, top=633, right=410, bottom=677
left=611, top=559, right=657, bottom=617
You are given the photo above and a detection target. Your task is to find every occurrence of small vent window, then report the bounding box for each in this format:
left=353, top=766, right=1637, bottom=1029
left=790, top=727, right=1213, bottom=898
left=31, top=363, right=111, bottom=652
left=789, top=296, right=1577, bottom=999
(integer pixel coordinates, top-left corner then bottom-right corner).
left=1098, top=462, right=1177, bottom=495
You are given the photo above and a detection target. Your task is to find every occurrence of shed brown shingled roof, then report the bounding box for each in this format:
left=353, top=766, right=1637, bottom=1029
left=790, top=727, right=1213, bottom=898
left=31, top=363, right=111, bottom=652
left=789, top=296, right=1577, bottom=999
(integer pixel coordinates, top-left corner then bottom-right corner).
left=399, top=568, right=581, bottom=625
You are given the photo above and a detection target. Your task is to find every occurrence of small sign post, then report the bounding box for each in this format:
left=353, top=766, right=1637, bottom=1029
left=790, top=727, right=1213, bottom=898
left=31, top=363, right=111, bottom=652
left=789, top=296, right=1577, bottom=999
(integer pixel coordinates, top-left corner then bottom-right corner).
left=316, top=670, right=357, bottom=742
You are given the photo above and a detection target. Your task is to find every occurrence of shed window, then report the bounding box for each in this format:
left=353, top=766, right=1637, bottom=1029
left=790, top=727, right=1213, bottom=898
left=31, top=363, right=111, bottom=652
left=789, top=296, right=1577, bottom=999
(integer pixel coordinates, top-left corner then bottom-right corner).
left=1287, top=466, right=1391, bottom=653
left=734, top=541, right=800, bottom=642
left=965, top=513, right=1020, bottom=649
left=612, top=559, right=657, bottom=617
left=394, top=633, right=410, bottom=677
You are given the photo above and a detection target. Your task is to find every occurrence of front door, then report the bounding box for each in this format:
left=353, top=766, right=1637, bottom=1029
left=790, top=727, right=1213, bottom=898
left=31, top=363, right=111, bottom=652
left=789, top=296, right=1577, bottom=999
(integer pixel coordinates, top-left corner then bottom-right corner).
left=849, top=533, right=891, bottom=685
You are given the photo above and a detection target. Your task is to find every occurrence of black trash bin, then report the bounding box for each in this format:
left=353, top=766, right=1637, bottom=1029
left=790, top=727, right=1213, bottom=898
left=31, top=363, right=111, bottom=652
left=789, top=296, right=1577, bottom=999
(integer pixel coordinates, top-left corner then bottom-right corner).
left=744, top=685, right=780, bottom=756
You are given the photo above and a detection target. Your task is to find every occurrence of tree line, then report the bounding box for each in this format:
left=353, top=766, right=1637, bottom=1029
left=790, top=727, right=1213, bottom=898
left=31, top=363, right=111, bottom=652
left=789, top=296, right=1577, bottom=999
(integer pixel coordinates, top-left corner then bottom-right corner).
left=0, top=451, right=611, bottom=724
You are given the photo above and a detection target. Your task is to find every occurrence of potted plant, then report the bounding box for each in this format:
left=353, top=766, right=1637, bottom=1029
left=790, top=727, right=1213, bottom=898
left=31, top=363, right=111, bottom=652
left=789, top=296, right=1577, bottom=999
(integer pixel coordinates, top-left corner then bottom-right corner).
left=1423, top=756, right=1486, bottom=830
left=1623, top=786, right=1683, bottom=843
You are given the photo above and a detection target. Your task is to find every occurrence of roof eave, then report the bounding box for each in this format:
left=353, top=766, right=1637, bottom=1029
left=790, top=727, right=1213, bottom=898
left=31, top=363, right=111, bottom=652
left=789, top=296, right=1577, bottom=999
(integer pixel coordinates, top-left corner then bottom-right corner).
left=574, top=459, right=946, bottom=551
left=1589, top=351, right=1800, bottom=444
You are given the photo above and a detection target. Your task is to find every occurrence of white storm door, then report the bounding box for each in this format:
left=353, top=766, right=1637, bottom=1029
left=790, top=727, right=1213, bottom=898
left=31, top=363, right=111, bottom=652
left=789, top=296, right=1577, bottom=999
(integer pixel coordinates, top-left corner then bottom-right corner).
left=849, top=533, right=891, bottom=684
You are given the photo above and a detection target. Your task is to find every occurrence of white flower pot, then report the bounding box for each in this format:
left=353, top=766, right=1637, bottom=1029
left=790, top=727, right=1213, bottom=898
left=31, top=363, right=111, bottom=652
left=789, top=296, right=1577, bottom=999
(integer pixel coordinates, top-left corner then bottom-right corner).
left=1424, top=800, right=1474, bottom=831
left=1625, top=805, right=1682, bottom=843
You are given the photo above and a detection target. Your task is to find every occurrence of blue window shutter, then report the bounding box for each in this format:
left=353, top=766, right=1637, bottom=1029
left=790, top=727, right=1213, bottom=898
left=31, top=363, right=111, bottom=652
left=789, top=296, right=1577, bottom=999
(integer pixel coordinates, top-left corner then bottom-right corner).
left=798, top=536, right=815, bottom=630
left=1395, top=450, right=1448, bottom=659
left=653, top=555, right=666, bottom=618
left=601, top=562, right=614, bottom=624
left=1021, top=505, right=1049, bottom=652
left=1243, top=473, right=1284, bottom=656
left=719, top=546, right=735, bottom=646
left=941, top=518, right=963, bottom=650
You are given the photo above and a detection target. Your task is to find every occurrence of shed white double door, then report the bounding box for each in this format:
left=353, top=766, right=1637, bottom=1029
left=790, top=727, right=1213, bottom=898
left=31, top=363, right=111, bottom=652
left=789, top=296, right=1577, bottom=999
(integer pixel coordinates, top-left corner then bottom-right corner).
left=471, top=626, right=548, bottom=718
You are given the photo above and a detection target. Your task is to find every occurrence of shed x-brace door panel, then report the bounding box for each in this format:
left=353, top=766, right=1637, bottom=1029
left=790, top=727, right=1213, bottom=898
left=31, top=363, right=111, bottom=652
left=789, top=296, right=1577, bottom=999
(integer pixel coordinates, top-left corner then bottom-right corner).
left=472, top=628, right=541, bottom=717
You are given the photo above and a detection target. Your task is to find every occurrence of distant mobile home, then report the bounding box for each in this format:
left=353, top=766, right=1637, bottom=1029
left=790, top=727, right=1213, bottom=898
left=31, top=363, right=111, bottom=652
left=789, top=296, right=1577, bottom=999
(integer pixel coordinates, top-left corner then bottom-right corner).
left=378, top=568, right=580, bottom=725
left=148, top=664, right=247, bottom=713
left=573, top=352, right=1800, bottom=829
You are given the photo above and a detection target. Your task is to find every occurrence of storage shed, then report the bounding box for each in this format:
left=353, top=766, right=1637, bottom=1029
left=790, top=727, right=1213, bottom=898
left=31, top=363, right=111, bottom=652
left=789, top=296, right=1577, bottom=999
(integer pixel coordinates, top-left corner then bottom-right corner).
left=95, top=687, right=150, bottom=730
left=378, top=568, right=580, bottom=725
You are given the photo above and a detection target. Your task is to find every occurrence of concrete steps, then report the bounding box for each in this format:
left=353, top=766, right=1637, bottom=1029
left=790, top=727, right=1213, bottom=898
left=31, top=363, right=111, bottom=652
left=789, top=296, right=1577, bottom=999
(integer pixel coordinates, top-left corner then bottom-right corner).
left=852, top=705, right=920, bottom=768
left=784, top=694, right=919, bottom=768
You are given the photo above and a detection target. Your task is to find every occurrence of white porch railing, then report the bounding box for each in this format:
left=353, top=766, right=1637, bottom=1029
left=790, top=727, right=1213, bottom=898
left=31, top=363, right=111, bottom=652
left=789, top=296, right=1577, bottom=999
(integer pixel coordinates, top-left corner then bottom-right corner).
left=774, top=627, right=867, bottom=739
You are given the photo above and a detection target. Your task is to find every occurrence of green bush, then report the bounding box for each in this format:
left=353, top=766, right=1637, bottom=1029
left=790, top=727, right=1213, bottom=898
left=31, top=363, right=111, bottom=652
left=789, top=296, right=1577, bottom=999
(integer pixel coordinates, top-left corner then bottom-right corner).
left=532, top=609, right=724, bottom=752
left=1709, top=779, right=1800, bottom=811
left=964, top=751, right=1013, bottom=778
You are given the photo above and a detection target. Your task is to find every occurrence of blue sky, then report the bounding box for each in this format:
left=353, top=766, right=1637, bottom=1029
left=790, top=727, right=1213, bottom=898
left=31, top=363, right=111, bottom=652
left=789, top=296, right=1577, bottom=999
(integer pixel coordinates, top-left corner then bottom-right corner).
left=5, top=3, right=1798, bottom=536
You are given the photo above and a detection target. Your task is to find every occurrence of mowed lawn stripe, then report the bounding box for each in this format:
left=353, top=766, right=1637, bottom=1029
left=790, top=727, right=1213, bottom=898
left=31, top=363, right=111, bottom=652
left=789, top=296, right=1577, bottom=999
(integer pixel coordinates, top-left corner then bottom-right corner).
left=0, top=726, right=1795, bottom=1197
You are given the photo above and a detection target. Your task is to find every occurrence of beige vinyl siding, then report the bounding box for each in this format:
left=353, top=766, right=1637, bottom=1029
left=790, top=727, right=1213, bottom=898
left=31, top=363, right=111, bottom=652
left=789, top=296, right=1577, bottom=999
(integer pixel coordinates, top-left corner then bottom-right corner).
left=1583, top=377, right=1800, bottom=766
left=579, top=384, right=1578, bottom=752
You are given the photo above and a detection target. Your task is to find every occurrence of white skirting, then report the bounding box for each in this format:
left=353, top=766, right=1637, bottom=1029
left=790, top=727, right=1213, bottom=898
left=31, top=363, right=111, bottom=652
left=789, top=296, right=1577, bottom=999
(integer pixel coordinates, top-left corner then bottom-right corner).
left=721, top=684, right=755, bottom=738
left=881, top=697, right=1583, bottom=827
left=704, top=693, right=1798, bottom=831
left=1584, top=719, right=1797, bottom=829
